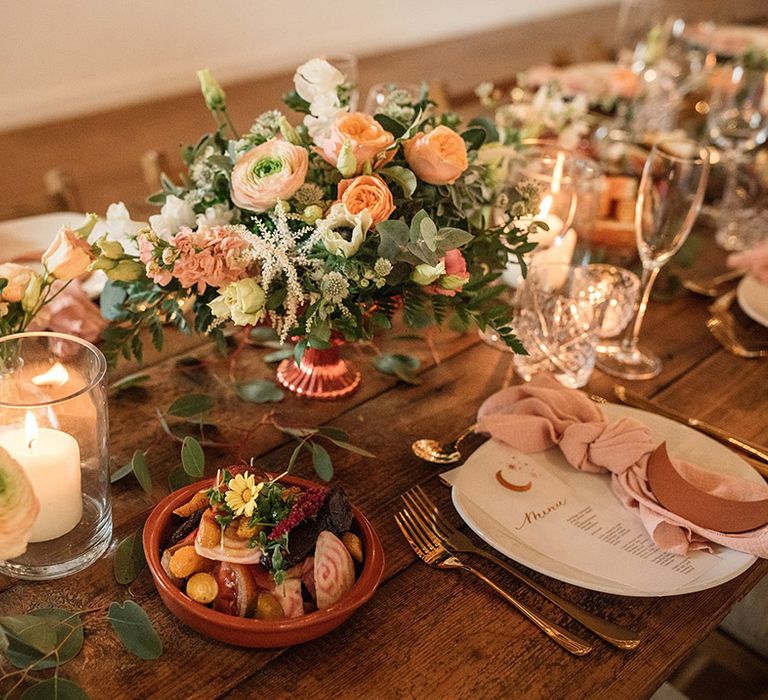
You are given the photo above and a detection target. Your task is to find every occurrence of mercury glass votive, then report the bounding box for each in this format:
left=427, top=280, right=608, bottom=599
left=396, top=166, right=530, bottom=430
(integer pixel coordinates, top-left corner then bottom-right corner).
left=0, top=332, right=111, bottom=580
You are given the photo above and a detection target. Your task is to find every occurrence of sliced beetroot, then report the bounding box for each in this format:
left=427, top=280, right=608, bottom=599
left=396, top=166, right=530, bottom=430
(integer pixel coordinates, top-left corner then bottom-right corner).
left=282, top=486, right=353, bottom=567
left=272, top=577, right=304, bottom=618
left=301, top=556, right=316, bottom=601
left=314, top=531, right=355, bottom=610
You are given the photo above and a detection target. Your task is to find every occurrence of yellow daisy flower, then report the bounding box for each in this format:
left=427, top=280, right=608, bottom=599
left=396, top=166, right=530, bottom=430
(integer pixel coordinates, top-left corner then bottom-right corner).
left=224, top=472, right=263, bottom=518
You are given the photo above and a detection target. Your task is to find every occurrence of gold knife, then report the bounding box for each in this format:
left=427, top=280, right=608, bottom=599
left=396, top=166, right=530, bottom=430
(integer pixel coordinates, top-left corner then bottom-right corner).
left=613, top=385, right=768, bottom=475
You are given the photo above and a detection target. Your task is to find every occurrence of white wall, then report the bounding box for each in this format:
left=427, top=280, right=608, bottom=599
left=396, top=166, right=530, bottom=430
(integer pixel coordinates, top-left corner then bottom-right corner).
left=1, top=0, right=608, bottom=130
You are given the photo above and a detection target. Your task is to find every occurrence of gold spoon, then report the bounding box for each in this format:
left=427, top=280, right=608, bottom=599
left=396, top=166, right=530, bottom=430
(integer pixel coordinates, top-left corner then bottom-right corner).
left=411, top=424, right=477, bottom=464
left=681, top=269, right=743, bottom=297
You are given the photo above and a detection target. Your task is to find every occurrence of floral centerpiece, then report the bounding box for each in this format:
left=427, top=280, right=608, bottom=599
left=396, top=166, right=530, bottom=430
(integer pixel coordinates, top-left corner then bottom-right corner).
left=98, top=59, right=537, bottom=398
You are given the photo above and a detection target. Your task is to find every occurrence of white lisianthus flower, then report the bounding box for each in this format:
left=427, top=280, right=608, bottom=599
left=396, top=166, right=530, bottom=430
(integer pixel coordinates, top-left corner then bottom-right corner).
left=318, top=203, right=373, bottom=258
left=195, top=204, right=235, bottom=229
left=294, top=59, right=345, bottom=104
left=148, top=195, right=196, bottom=240
left=209, top=278, right=267, bottom=326
left=105, top=202, right=143, bottom=256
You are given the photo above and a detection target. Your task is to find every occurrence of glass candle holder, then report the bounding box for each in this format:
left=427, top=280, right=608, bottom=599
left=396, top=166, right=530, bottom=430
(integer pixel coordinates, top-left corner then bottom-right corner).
left=0, top=332, right=111, bottom=580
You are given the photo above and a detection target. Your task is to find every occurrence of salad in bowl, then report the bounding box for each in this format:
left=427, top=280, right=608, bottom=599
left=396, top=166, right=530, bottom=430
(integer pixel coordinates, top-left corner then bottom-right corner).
left=144, top=467, right=384, bottom=647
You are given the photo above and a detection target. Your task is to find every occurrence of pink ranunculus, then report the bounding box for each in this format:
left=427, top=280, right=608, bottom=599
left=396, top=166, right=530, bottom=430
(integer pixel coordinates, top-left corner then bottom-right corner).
left=230, top=139, right=308, bottom=213
left=426, top=249, right=470, bottom=297
left=315, top=112, right=395, bottom=174
left=170, top=225, right=250, bottom=294
left=403, top=125, right=468, bottom=186
left=42, top=227, right=95, bottom=281
left=727, top=240, right=768, bottom=286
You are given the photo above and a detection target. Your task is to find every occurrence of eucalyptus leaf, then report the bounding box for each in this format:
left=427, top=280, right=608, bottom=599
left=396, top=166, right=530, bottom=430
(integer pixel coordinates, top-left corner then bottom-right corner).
left=419, top=216, right=438, bottom=252
left=310, top=443, right=333, bottom=482
left=294, top=338, right=308, bottom=366
left=461, top=126, right=486, bottom=151
left=263, top=348, right=294, bottom=364
left=409, top=210, right=430, bottom=244
left=109, top=373, right=150, bottom=394
left=316, top=426, right=349, bottom=441
left=325, top=438, right=376, bottom=459
left=181, top=436, right=205, bottom=477
left=1, top=609, right=83, bottom=670
left=249, top=327, right=282, bottom=349
left=21, top=678, right=89, bottom=700
left=131, top=451, right=152, bottom=495
left=99, top=281, right=128, bottom=322
left=373, top=113, right=406, bottom=138
left=235, top=380, right=285, bottom=403
left=0, top=615, right=57, bottom=656
left=376, top=219, right=410, bottom=261
left=168, top=465, right=195, bottom=492
left=114, top=529, right=146, bottom=585
left=0, top=625, right=7, bottom=653
left=110, top=461, right=133, bottom=485
left=379, top=166, right=417, bottom=198
left=167, top=394, right=214, bottom=418
left=280, top=426, right=318, bottom=439
left=435, top=227, right=474, bottom=251
left=106, top=601, right=162, bottom=660
left=372, top=353, right=422, bottom=385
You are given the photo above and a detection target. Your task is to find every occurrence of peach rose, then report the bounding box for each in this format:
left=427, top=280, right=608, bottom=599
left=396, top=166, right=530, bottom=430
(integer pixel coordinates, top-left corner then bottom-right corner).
left=315, top=112, right=395, bottom=174
left=42, top=227, right=95, bottom=281
left=230, top=139, right=308, bottom=213
left=404, top=125, right=468, bottom=186
left=337, top=175, right=395, bottom=225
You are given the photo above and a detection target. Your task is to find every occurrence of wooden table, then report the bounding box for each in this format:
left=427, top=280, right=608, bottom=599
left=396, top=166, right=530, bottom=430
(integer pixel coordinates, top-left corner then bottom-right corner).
left=0, top=219, right=766, bottom=699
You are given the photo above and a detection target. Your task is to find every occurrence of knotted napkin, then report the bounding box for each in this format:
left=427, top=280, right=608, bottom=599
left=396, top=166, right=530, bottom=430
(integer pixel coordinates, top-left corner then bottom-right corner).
left=476, top=374, right=768, bottom=557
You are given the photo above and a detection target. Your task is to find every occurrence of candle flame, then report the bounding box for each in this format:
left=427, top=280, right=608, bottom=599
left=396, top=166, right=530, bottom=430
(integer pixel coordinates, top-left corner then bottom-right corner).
left=551, top=151, right=565, bottom=195
left=24, top=411, right=39, bottom=450
left=538, top=194, right=553, bottom=218
left=32, top=362, right=69, bottom=387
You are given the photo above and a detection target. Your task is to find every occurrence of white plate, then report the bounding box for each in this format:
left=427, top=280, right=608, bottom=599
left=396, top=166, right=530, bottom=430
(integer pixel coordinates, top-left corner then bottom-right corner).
left=452, top=403, right=760, bottom=597
left=737, top=275, right=768, bottom=327
left=686, top=24, right=768, bottom=58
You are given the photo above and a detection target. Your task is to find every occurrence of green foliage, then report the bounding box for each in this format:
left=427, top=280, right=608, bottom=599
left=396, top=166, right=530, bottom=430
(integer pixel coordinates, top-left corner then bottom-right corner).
left=373, top=353, right=421, bottom=385
left=113, top=528, right=147, bottom=585
left=167, top=394, right=215, bottom=418
left=181, top=436, right=205, bottom=477
left=234, top=380, right=285, bottom=403
left=21, top=678, right=89, bottom=699
left=106, top=601, right=162, bottom=660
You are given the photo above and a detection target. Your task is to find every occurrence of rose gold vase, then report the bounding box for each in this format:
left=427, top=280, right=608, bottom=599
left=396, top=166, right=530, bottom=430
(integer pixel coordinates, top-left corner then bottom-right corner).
left=276, top=344, right=361, bottom=400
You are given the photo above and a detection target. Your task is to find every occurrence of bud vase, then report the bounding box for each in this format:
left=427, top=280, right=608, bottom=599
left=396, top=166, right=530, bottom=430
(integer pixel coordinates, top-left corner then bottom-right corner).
left=276, top=342, right=361, bottom=400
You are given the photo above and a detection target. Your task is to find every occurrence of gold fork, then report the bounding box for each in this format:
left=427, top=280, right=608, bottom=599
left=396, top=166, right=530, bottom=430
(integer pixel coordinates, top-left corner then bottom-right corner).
left=707, top=316, right=768, bottom=359
left=394, top=509, right=593, bottom=656
left=402, top=486, right=640, bottom=650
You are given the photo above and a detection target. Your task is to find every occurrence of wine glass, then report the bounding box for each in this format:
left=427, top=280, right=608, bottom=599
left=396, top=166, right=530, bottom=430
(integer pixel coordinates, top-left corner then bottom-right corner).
left=707, top=61, right=768, bottom=250
left=597, top=139, right=710, bottom=380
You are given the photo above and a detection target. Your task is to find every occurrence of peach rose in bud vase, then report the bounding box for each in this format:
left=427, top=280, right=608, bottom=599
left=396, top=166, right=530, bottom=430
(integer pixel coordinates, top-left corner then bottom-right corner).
left=42, top=217, right=97, bottom=281
left=315, top=112, right=394, bottom=174
left=337, top=175, right=395, bottom=225
left=426, top=249, right=470, bottom=297
left=0, top=263, right=37, bottom=303
left=404, top=125, right=468, bottom=185
left=230, top=139, right=308, bottom=213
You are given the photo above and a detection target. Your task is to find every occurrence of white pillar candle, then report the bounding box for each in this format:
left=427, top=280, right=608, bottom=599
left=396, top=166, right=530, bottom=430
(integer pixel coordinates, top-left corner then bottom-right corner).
left=0, top=413, right=82, bottom=542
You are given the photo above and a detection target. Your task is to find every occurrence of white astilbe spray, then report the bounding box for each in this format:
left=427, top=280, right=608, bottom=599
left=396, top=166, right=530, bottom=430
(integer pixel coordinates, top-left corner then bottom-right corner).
left=238, top=202, right=318, bottom=341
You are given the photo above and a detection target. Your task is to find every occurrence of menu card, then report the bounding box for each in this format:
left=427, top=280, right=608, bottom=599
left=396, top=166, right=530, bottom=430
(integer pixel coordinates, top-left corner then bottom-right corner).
left=450, top=448, right=726, bottom=594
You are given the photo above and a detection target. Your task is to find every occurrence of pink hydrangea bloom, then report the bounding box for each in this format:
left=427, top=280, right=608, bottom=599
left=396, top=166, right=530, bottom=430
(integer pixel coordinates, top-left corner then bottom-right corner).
left=170, top=225, right=250, bottom=294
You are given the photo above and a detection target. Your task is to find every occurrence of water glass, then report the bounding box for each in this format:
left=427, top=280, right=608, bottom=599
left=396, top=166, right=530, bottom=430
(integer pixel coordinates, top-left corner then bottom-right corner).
left=513, top=264, right=598, bottom=389
left=364, top=82, right=421, bottom=116
left=572, top=265, right=640, bottom=349
left=0, top=332, right=111, bottom=579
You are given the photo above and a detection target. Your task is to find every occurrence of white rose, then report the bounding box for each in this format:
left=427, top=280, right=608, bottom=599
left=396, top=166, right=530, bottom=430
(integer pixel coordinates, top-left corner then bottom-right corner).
left=148, top=195, right=196, bottom=240
left=294, top=59, right=345, bottom=103
left=319, top=203, right=373, bottom=258
left=208, top=278, right=267, bottom=326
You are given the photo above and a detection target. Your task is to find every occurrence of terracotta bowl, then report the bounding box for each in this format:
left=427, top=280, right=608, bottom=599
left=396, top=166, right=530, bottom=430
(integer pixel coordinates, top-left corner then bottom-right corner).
left=143, top=475, right=385, bottom=648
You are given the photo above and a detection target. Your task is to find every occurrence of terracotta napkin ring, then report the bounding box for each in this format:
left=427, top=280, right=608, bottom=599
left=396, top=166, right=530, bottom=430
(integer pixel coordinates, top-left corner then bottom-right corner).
left=647, top=442, right=768, bottom=534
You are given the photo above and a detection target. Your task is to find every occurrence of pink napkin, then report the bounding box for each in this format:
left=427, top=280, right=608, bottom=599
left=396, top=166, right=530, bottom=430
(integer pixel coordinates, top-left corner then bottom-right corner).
left=477, top=374, right=768, bottom=557
left=727, top=240, right=768, bottom=286
left=29, top=280, right=106, bottom=344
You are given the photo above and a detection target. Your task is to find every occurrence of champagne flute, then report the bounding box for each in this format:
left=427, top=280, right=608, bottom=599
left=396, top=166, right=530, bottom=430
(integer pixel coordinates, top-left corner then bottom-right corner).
left=597, top=139, right=710, bottom=380
left=707, top=61, right=768, bottom=250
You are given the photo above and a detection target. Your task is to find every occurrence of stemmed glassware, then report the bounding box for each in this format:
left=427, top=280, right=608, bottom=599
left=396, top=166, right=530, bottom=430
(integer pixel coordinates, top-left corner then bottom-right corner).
left=707, top=60, right=768, bottom=250
left=597, top=139, right=710, bottom=380
left=322, top=53, right=359, bottom=111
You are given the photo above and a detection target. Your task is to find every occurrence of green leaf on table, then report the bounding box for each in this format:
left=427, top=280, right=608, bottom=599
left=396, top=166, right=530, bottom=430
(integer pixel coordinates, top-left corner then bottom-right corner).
left=373, top=353, right=421, bottom=385
left=325, top=438, right=376, bottom=459
left=167, top=393, right=214, bottom=418
left=310, top=443, right=333, bottom=482
left=168, top=465, right=195, bottom=492
left=286, top=442, right=305, bottom=473
left=279, top=426, right=318, bottom=439
left=1, top=609, right=83, bottom=670
left=109, top=372, right=150, bottom=394
left=249, top=327, right=282, bottom=349
left=110, top=460, right=133, bottom=485
left=106, top=601, right=162, bottom=660
left=181, top=436, right=205, bottom=477
left=0, top=625, right=7, bottom=652
left=317, top=426, right=349, bottom=441
left=21, top=678, right=89, bottom=700
left=131, top=451, right=152, bottom=495
left=114, top=529, right=146, bottom=585
left=235, top=380, right=285, bottom=403
left=263, top=347, right=294, bottom=364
